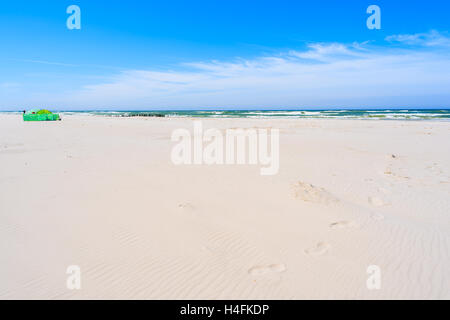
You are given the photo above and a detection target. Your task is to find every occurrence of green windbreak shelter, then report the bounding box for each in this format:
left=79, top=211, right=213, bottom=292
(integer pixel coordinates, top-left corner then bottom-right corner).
left=23, top=109, right=61, bottom=121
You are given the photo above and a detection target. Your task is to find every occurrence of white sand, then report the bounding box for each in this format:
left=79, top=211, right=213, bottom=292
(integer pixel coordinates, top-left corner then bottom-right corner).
left=0, top=114, right=449, bottom=299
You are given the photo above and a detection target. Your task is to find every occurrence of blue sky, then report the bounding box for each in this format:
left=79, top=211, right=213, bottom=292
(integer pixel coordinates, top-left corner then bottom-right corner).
left=1, top=0, right=450, bottom=110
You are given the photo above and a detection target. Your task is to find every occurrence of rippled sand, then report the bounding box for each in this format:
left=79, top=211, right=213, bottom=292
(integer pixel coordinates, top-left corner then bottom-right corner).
left=1, top=114, right=449, bottom=299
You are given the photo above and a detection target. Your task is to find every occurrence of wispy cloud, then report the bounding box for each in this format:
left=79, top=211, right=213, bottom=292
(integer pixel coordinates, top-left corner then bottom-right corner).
left=10, top=59, right=80, bottom=67
left=288, top=42, right=368, bottom=62
left=385, top=30, right=450, bottom=47
left=5, top=31, right=450, bottom=109
left=8, top=59, right=127, bottom=71
left=65, top=31, right=450, bottom=109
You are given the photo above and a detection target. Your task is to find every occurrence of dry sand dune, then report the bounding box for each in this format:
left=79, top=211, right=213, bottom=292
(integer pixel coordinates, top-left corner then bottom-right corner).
left=0, top=114, right=449, bottom=299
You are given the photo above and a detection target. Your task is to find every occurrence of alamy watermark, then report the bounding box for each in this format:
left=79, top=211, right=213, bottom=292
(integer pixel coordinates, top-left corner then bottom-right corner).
left=67, top=5, right=81, bottom=30
left=171, top=121, right=279, bottom=175
left=367, top=5, right=381, bottom=30
left=66, top=265, right=81, bottom=290
left=366, top=265, right=381, bottom=290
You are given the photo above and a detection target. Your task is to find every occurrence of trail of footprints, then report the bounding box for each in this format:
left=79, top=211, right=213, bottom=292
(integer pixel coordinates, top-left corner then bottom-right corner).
left=179, top=176, right=388, bottom=278
left=329, top=220, right=359, bottom=230
left=291, top=181, right=338, bottom=205
left=303, top=220, right=359, bottom=257
left=248, top=181, right=364, bottom=275
left=292, top=177, right=388, bottom=258
left=304, top=242, right=331, bottom=256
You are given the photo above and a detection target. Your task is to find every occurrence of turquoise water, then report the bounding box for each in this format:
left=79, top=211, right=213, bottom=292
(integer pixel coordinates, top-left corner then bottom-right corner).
left=64, top=109, right=450, bottom=120
left=3, top=109, right=450, bottom=120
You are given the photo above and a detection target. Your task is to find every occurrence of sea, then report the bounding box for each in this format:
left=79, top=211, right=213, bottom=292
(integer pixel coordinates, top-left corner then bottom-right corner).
left=3, top=109, right=450, bottom=120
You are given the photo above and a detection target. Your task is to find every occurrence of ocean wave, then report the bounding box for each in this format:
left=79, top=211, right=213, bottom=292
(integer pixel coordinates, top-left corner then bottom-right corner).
left=5, top=109, right=449, bottom=120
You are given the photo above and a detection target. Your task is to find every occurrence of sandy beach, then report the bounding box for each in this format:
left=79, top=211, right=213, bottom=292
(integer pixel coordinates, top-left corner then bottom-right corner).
left=0, top=114, right=449, bottom=299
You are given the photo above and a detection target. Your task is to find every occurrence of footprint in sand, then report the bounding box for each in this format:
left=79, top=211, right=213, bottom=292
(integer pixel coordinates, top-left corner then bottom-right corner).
left=329, top=220, right=358, bottom=230
left=305, top=242, right=331, bottom=256
left=178, top=203, right=198, bottom=217
left=178, top=203, right=195, bottom=210
left=292, top=182, right=338, bottom=205
left=248, top=264, right=286, bottom=276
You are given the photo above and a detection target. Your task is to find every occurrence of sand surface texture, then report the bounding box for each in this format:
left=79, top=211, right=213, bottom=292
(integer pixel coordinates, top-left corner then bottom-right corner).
left=1, top=114, right=449, bottom=299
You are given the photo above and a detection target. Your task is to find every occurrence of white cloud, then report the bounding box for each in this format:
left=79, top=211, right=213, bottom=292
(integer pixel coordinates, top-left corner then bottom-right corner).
left=288, top=43, right=368, bottom=62
left=10, top=59, right=79, bottom=67
left=385, top=30, right=450, bottom=47
left=6, top=31, right=450, bottom=109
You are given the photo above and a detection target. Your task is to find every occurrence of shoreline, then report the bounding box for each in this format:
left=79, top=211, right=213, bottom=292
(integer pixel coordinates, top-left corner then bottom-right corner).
left=2, top=109, right=450, bottom=121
